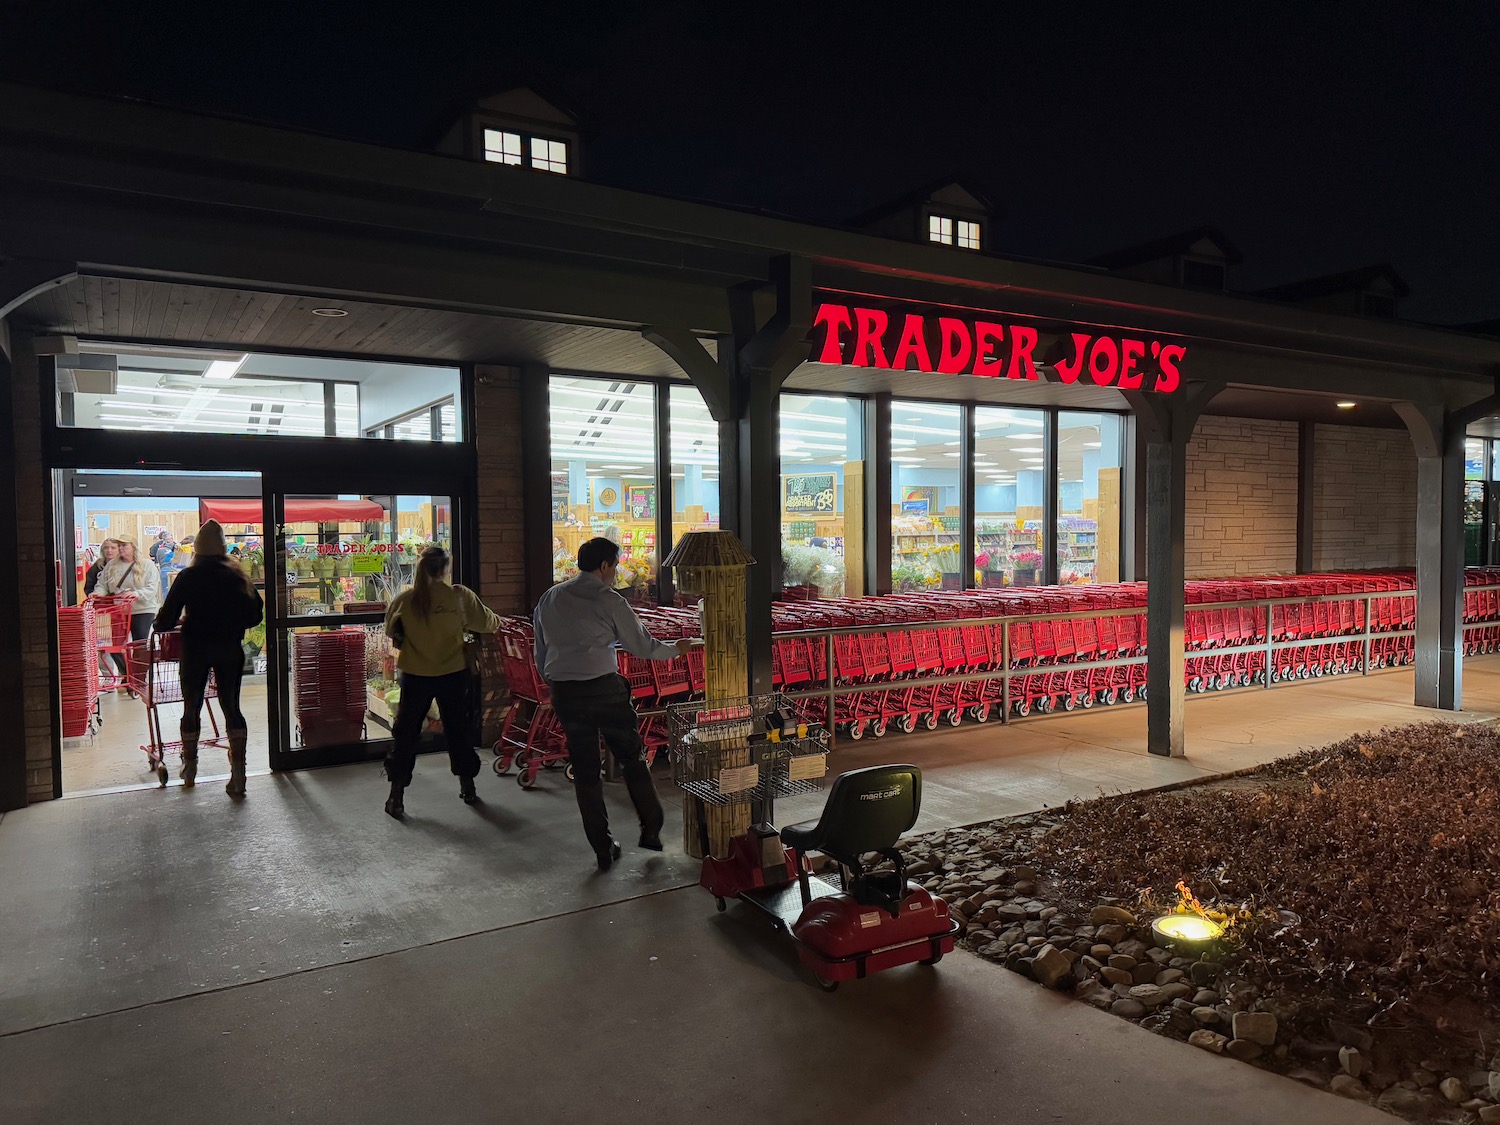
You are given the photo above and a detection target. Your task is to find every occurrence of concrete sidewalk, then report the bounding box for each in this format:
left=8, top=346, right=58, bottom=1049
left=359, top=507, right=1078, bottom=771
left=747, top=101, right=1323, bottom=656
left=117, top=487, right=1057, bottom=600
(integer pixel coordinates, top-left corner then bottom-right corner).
left=3, top=659, right=1491, bottom=1123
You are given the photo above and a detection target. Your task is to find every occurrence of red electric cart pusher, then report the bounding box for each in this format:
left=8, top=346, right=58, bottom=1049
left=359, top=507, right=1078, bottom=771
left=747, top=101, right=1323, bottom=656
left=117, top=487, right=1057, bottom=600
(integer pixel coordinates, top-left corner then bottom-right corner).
left=673, top=697, right=959, bottom=991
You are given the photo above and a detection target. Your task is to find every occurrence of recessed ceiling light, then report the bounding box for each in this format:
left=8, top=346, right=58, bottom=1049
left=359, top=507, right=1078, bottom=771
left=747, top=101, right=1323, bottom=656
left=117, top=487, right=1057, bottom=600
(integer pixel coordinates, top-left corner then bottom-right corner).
left=1336, top=401, right=1357, bottom=409
left=311, top=308, right=349, bottom=318
left=1020, top=457, right=1044, bottom=463
left=1083, top=442, right=1102, bottom=448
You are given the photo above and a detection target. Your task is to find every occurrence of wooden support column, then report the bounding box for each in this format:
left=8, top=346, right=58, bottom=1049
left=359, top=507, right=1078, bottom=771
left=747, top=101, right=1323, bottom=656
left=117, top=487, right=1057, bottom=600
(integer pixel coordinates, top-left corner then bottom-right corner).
left=1296, top=421, right=1316, bottom=573
left=1127, top=382, right=1222, bottom=758
left=0, top=336, right=24, bottom=810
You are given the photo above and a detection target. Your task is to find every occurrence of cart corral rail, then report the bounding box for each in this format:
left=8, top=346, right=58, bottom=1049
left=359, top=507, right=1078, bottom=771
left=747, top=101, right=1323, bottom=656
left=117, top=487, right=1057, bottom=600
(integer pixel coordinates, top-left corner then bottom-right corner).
left=490, top=569, right=1500, bottom=748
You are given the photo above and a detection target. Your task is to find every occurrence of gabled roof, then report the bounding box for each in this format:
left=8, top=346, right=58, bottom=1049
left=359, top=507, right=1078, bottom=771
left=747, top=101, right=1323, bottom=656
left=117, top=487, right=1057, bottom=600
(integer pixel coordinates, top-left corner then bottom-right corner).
left=1256, top=264, right=1410, bottom=302
left=424, top=84, right=584, bottom=147
left=845, top=176, right=995, bottom=228
left=1088, top=225, right=1244, bottom=269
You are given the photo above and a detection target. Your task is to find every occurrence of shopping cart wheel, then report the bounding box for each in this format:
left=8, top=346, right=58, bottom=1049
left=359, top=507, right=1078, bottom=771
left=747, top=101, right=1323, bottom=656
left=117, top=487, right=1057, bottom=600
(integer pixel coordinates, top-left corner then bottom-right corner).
left=715, top=897, right=727, bottom=913
left=872, top=720, right=888, bottom=738
left=1062, top=695, right=1076, bottom=712
left=970, top=705, right=989, bottom=723
left=1188, top=676, right=1202, bottom=693
left=156, top=763, right=169, bottom=787
left=493, top=755, right=513, bottom=776
left=847, top=721, right=866, bottom=741
left=1014, top=700, right=1031, bottom=717
left=1080, top=693, right=1094, bottom=709
left=517, top=769, right=538, bottom=789
left=945, top=709, right=961, bottom=727
left=1120, top=688, right=1134, bottom=704
left=897, top=714, right=917, bottom=734
left=1138, top=686, right=1148, bottom=702
left=813, top=973, right=840, bottom=993
left=923, top=713, right=939, bottom=731
left=1101, top=689, right=1118, bottom=706
left=565, top=764, right=575, bottom=782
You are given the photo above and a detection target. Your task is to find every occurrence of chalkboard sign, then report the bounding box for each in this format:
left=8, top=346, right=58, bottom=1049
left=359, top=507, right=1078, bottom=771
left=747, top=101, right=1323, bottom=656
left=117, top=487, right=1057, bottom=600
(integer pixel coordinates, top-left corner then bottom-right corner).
left=784, top=474, right=836, bottom=515
left=626, top=485, right=655, bottom=520
left=551, top=472, right=570, bottom=521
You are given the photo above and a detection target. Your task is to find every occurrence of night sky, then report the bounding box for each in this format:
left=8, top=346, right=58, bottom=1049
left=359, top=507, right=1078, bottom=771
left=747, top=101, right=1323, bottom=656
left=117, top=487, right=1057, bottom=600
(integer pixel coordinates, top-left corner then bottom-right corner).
left=3, top=1, right=1497, bottom=325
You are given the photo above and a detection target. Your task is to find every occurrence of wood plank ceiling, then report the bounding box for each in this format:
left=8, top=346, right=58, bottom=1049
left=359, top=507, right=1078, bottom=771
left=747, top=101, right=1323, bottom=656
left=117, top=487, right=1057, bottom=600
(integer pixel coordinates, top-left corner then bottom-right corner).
left=14, top=276, right=703, bottom=378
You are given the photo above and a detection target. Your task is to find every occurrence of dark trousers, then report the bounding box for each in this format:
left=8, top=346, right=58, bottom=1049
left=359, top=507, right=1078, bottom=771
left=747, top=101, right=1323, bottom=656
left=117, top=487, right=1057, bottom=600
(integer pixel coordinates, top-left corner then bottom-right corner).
left=385, top=670, right=479, bottom=787
left=180, top=637, right=247, bottom=735
left=550, top=674, right=663, bottom=857
left=111, top=614, right=154, bottom=676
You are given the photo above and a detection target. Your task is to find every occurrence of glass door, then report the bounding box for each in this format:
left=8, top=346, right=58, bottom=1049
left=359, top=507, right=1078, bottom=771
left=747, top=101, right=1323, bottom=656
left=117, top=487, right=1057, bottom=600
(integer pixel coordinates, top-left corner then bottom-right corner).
left=262, top=472, right=461, bottom=770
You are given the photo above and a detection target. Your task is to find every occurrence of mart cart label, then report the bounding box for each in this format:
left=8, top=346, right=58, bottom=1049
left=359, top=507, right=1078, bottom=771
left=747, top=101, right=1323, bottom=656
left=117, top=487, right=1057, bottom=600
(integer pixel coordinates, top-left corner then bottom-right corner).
left=860, top=911, right=881, bottom=929
left=717, top=765, right=758, bottom=795
left=788, top=753, right=828, bottom=781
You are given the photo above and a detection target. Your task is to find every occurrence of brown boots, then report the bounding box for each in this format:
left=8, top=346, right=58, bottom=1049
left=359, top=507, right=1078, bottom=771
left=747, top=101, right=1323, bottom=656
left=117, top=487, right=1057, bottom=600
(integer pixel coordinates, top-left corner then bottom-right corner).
left=178, top=728, right=199, bottom=788
left=225, top=730, right=248, bottom=797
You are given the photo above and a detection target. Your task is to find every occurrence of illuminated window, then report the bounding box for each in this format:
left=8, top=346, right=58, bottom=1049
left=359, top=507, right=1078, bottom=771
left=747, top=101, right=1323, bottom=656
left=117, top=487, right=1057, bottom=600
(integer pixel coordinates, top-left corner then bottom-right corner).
left=530, top=137, right=569, bottom=174
left=482, top=129, right=523, bottom=166
left=956, top=220, right=982, bottom=250
left=928, top=215, right=954, bottom=245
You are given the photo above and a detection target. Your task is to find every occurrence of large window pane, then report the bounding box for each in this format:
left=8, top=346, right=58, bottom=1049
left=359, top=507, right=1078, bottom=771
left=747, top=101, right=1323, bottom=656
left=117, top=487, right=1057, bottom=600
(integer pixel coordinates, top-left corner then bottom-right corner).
left=1058, top=412, right=1124, bottom=584
left=890, top=401, right=962, bottom=592
left=670, top=385, right=719, bottom=539
left=58, top=344, right=462, bottom=442
left=973, top=407, right=1046, bottom=587
left=549, top=376, right=658, bottom=600
left=780, top=395, right=864, bottom=598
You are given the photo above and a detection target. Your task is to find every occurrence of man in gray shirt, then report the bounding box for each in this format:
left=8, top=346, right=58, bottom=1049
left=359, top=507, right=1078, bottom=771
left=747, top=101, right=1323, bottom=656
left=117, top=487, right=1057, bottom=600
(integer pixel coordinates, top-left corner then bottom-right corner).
left=534, top=537, right=694, bottom=871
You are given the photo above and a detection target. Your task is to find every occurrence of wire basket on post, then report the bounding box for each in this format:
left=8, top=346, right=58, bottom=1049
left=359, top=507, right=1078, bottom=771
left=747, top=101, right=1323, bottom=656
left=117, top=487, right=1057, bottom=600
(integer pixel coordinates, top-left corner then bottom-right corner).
left=668, top=694, right=830, bottom=857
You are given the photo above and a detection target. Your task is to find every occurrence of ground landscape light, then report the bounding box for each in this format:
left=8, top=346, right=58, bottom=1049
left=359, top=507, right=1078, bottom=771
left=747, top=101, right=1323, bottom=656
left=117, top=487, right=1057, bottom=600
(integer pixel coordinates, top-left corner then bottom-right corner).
left=1151, top=913, right=1223, bottom=948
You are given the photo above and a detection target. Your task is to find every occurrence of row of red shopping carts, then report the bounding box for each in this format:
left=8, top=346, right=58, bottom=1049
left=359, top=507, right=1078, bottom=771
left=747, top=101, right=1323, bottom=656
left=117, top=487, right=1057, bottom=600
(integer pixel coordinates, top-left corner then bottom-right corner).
left=490, top=568, right=1500, bottom=748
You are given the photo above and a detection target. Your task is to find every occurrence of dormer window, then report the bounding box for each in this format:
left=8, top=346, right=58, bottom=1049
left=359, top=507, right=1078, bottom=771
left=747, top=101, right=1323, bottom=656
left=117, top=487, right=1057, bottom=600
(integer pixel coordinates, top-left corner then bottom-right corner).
left=929, top=215, right=981, bottom=250
left=529, top=137, right=569, bottom=174
left=482, top=127, right=569, bottom=174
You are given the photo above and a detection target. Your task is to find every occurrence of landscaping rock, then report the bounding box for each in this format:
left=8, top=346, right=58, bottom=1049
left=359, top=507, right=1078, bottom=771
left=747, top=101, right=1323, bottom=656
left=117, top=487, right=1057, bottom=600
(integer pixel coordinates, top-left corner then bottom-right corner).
left=1225, top=1039, right=1263, bottom=1062
left=1438, top=1077, right=1467, bottom=1104
left=1090, top=905, right=1135, bottom=926
left=1411, top=1068, right=1437, bottom=1089
left=1089, top=944, right=1114, bottom=960
left=1111, top=999, right=1146, bottom=1018
left=1491, top=1071, right=1500, bottom=1101
left=1232, top=1011, right=1278, bottom=1047
left=1075, top=981, right=1116, bottom=1010
left=1094, top=923, right=1128, bottom=945
left=1128, top=984, right=1167, bottom=1009
left=1329, top=1074, right=1369, bottom=1100
left=1107, top=954, right=1137, bottom=971
left=1159, top=983, right=1193, bottom=1002
left=1014, top=865, right=1037, bottom=881
left=1115, top=939, right=1149, bottom=960
left=1192, top=1007, right=1221, bottom=1025
left=1329, top=1020, right=1374, bottom=1053
left=1099, top=967, right=1132, bottom=986
left=1287, top=1067, right=1325, bottom=1086
left=1290, top=1038, right=1339, bottom=1061
left=1339, top=1047, right=1368, bottom=1079
left=1130, top=963, right=1158, bottom=984
left=1030, top=945, right=1072, bottom=989
left=1155, top=968, right=1186, bottom=985
left=1013, top=880, right=1037, bottom=896
left=1188, top=1029, right=1227, bottom=1054
left=995, top=928, right=1023, bottom=948
left=1192, top=990, right=1220, bottom=1006
left=1478, top=1106, right=1500, bottom=1125
left=996, top=904, right=1028, bottom=924
left=1145, top=946, right=1173, bottom=965
left=1189, top=961, right=1220, bottom=985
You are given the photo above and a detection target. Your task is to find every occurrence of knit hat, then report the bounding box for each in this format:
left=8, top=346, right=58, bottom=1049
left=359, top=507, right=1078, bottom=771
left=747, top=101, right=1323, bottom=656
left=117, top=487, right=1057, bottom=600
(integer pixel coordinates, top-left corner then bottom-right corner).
left=193, top=520, right=228, bottom=557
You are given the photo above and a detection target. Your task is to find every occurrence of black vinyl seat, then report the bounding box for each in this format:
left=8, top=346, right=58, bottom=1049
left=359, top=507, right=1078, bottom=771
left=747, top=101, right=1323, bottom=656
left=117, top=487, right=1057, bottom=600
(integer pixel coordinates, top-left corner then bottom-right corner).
left=781, top=764, right=922, bottom=915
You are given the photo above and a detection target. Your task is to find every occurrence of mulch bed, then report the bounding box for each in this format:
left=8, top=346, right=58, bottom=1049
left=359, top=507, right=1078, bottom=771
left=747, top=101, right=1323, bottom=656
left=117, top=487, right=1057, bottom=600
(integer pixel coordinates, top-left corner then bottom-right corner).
left=899, top=722, right=1500, bottom=1123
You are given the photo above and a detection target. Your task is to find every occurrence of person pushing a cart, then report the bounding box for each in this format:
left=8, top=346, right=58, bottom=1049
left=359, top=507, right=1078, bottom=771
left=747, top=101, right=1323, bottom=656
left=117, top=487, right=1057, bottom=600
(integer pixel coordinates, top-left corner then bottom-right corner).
left=533, top=536, right=696, bottom=872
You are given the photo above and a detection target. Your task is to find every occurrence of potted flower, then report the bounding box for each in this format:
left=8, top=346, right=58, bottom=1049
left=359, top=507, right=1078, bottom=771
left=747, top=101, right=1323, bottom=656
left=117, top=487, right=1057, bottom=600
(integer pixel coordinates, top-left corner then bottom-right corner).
left=241, top=620, right=266, bottom=673
left=976, top=550, right=1009, bottom=589
left=1012, top=550, right=1044, bottom=587
left=931, top=544, right=962, bottom=590
left=244, top=546, right=264, bottom=581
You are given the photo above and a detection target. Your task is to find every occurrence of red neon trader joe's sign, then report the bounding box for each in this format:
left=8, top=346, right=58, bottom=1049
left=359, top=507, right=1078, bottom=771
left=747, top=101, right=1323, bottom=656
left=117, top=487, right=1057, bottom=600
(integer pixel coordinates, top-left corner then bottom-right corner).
left=809, top=300, right=1185, bottom=393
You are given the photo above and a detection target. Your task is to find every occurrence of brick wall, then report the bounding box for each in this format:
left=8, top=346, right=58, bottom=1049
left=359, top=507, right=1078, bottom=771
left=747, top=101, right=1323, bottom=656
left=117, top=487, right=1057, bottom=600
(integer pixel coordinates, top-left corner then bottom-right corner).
left=12, top=341, right=55, bottom=801
left=473, top=364, right=527, bottom=616
left=1184, top=416, right=1299, bottom=578
left=1310, top=424, right=1416, bottom=570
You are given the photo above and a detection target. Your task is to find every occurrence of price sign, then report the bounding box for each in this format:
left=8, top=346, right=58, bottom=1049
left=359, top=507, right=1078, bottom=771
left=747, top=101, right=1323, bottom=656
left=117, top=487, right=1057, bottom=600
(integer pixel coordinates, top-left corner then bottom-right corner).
left=717, top=764, right=759, bottom=795
left=787, top=753, right=827, bottom=781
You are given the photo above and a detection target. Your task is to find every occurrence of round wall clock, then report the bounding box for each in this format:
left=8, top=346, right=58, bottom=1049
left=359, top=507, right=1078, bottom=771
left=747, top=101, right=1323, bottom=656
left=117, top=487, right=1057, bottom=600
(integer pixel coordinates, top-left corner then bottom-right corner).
left=599, top=486, right=618, bottom=506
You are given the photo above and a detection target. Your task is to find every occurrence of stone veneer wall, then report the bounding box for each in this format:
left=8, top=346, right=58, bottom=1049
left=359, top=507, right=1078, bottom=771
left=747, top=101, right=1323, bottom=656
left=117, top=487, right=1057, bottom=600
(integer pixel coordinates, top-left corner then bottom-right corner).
left=1309, top=424, right=1416, bottom=570
left=13, top=340, right=55, bottom=801
left=1183, top=416, right=1300, bottom=578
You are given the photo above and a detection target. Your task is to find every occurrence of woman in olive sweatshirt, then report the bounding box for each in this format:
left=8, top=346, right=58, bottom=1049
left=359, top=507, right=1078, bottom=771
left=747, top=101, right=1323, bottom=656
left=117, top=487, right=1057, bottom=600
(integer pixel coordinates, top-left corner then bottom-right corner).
left=381, top=545, right=500, bottom=817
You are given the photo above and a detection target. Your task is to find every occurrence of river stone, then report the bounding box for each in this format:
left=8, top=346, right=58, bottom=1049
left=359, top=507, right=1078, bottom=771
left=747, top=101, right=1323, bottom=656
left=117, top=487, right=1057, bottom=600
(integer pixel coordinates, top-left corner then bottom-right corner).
left=1233, top=1011, right=1278, bottom=1046
left=996, top=904, right=1028, bottom=924
left=1411, top=1068, right=1437, bottom=1089
left=1030, top=944, right=1072, bottom=989
left=1192, top=990, right=1220, bottom=1006
left=1089, top=943, right=1114, bottom=960
left=1192, top=1007, right=1220, bottom=1024
left=1013, top=880, right=1036, bottom=896
left=1116, top=939, right=1149, bottom=960
left=1190, top=961, right=1220, bottom=985
left=1014, top=865, right=1038, bottom=880
left=1188, top=1029, right=1227, bottom=1054
left=1090, top=905, right=1136, bottom=926
left=1339, top=1047, right=1368, bottom=1078
left=1160, top=983, right=1194, bottom=1002
left=1438, top=1077, right=1468, bottom=1104
left=1329, top=1075, right=1369, bottom=1100
left=1107, top=953, right=1137, bottom=971
left=1128, top=984, right=1167, bottom=1008
left=1145, top=946, right=1173, bottom=965
left=1287, top=1067, right=1325, bottom=1086
left=1111, top=998, right=1146, bottom=1019
left=1131, top=963, right=1158, bottom=984
left=1226, top=1039, right=1263, bottom=1062
left=1099, top=967, right=1132, bottom=986
left=1155, top=968, right=1186, bottom=985
left=1376, top=1087, right=1429, bottom=1115
left=1329, top=1020, right=1373, bottom=1053
left=1478, top=1106, right=1500, bottom=1125
left=1094, top=923, right=1128, bottom=945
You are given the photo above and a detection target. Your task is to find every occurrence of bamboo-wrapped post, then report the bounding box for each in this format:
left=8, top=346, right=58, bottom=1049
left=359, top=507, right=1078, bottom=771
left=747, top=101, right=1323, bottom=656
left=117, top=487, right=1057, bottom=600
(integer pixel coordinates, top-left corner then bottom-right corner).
left=663, top=530, right=755, bottom=859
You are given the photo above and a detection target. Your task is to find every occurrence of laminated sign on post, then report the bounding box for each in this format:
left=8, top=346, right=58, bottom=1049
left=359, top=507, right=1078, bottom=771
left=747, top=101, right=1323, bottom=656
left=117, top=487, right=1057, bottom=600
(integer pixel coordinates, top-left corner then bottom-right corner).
left=784, top=474, right=836, bottom=515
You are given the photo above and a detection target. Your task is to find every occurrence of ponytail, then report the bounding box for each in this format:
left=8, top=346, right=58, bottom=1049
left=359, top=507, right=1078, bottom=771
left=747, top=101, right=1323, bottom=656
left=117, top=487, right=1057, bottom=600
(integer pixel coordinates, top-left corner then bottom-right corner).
left=409, top=546, right=450, bottom=619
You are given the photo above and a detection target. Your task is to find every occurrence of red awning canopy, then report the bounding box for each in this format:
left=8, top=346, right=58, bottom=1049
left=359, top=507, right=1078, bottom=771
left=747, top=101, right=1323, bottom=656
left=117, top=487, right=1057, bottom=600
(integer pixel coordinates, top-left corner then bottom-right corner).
left=199, top=498, right=386, bottom=525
